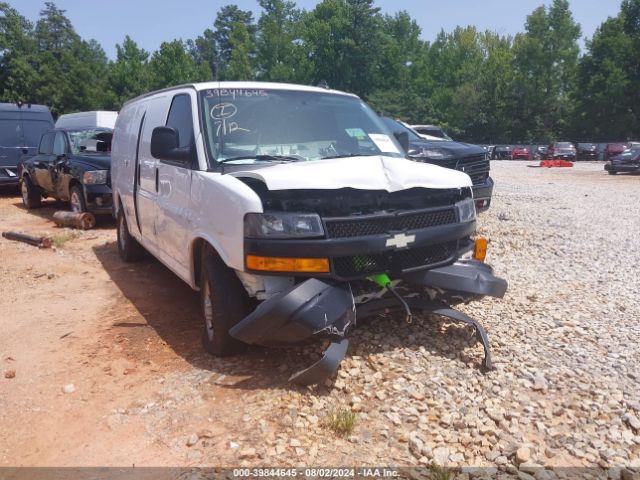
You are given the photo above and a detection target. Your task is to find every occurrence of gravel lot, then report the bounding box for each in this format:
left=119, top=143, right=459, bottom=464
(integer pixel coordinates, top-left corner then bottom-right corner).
left=1, top=161, right=639, bottom=478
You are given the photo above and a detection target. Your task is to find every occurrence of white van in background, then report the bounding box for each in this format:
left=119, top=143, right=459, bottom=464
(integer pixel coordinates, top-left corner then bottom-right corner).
left=55, top=111, right=118, bottom=130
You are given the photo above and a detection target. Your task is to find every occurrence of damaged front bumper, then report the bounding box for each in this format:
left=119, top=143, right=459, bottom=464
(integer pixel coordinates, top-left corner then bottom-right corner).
left=230, top=260, right=507, bottom=386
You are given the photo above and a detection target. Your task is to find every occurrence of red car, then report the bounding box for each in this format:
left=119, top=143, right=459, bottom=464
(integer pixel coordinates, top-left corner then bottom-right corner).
left=606, top=143, right=627, bottom=160
left=512, top=146, right=530, bottom=160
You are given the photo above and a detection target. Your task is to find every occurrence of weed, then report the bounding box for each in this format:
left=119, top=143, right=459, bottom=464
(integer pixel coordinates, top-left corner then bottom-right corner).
left=429, top=463, right=451, bottom=480
left=324, top=406, right=356, bottom=436
left=47, top=230, right=79, bottom=248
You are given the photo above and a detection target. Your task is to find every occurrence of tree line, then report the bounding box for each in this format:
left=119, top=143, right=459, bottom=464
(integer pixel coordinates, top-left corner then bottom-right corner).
left=1, top=0, right=638, bottom=143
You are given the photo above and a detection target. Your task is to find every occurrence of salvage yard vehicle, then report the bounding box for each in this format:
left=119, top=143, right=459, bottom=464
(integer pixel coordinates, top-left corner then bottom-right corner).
left=381, top=117, right=493, bottom=211
left=0, top=103, right=54, bottom=188
left=19, top=127, right=113, bottom=213
left=492, top=145, right=512, bottom=160
left=111, top=82, right=507, bottom=385
left=546, top=142, right=576, bottom=161
left=605, top=147, right=640, bottom=175
left=55, top=110, right=118, bottom=130
left=605, top=143, right=626, bottom=160
left=576, top=143, right=598, bottom=161
left=511, top=146, right=530, bottom=160
left=411, top=124, right=453, bottom=141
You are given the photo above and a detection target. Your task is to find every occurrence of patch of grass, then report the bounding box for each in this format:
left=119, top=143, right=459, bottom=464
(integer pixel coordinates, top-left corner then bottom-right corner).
left=47, top=231, right=80, bottom=248
left=428, top=464, right=451, bottom=480
left=324, top=406, right=356, bottom=436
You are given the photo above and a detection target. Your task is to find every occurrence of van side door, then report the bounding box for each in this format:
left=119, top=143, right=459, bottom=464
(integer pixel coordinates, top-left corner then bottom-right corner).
left=156, top=92, right=196, bottom=277
left=135, top=94, right=172, bottom=255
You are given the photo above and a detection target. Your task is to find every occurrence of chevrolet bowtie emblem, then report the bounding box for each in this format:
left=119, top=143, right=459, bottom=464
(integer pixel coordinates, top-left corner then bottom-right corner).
left=385, top=233, right=416, bottom=249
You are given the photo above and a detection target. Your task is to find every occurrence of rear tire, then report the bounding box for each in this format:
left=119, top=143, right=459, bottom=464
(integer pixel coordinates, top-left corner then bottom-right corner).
left=69, top=185, right=87, bottom=213
left=116, top=208, right=144, bottom=262
left=200, top=253, right=249, bottom=357
left=21, top=176, right=41, bottom=209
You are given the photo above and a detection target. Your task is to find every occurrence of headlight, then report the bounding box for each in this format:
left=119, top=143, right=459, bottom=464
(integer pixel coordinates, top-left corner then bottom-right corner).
left=245, top=212, right=324, bottom=238
left=420, top=148, right=455, bottom=160
left=82, top=170, right=108, bottom=185
left=456, top=198, right=476, bottom=223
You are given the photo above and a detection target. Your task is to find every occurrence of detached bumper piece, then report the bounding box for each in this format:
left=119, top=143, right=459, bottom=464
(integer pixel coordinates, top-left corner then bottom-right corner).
left=229, top=279, right=355, bottom=386
left=230, top=262, right=506, bottom=385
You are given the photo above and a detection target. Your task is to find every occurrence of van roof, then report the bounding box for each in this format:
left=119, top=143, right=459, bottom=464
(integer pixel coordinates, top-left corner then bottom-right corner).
left=0, top=102, right=52, bottom=113
left=123, top=81, right=357, bottom=107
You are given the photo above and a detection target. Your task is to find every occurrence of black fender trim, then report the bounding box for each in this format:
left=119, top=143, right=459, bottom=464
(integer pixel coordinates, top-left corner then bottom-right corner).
left=289, top=338, right=349, bottom=386
left=402, top=259, right=507, bottom=298
left=229, top=278, right=355, bottom=346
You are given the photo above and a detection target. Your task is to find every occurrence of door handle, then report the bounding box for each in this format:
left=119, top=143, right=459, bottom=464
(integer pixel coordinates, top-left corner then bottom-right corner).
left=155, top=167, right=159, bottom=192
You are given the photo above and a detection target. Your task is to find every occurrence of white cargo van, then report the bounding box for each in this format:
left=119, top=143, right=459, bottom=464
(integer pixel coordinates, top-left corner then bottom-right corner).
left=55, top=111, right=118, bottom=129
left=111, top=82, right=506, bottom=384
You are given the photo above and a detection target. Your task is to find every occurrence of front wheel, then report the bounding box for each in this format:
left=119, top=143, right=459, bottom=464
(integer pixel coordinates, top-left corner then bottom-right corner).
left=21, top=176, right=42, bottom=209
left=116, top=208, right=145, bottom=262
left=69, top=185, right=87, bottom=213
left=200, top=254, right=249, bottom=357
left=608, top=170, right=617, bottom=175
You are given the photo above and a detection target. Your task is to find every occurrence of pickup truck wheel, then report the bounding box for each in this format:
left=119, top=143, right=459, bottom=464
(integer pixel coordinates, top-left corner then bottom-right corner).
left=608, top=170, right=617, bottom=175
left=116, top=208, right=144, bottom=262
left=200, top=254, right=249, bottom=357
left=21, top=176, right=41, bottom=209
left=69, top=185, right=87, bottom=213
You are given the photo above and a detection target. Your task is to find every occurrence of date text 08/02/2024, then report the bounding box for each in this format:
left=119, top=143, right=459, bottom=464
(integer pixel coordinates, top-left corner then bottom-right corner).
left=231, top=468, right=400, bottom=478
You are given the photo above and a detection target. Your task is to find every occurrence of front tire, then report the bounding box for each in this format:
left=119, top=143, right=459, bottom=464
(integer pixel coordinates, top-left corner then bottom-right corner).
left=116, top=208, right=144, bottom=262
left=21, top=176, right=41, bottom=209
left=69, top=185, right=87, bottom=213
left=200, top=253, right=249, bottom=357
left=608, top=170, right=617, bottom=175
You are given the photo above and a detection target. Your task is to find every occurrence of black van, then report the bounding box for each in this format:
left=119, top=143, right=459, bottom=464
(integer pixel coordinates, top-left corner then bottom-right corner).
left=0, top=103, right=54, bottom=187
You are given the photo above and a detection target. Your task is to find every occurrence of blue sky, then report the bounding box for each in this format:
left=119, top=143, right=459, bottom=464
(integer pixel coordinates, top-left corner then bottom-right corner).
left=14, top=0, right=621, bottom=59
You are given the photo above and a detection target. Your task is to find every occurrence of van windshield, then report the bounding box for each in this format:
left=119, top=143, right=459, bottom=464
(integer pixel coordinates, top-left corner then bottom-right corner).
left=199, top=88, right=405, bottom=165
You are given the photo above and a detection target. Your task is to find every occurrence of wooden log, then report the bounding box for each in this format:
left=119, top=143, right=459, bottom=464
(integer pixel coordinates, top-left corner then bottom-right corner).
left=2, top=231, right=52, bottom=248
left=52, top=211, right=96, bottom=230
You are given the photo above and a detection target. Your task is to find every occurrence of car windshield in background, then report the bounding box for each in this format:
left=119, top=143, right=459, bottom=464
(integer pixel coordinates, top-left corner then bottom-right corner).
left=381, top=117, right=422, bottom=141
left=68, top=128, right=113, bottom=154
left=556, top=142, right=573, bottom=148
left=200, top=89, right=405, bottom=164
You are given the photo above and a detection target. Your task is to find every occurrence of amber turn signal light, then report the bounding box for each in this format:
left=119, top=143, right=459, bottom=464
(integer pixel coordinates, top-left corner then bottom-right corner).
left=473, top=237, right=488, bottom=262
left=246, top=255, right=330, bottom=273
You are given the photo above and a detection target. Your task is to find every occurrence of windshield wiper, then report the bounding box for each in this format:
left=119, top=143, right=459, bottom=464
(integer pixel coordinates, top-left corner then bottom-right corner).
left=319, top=153, right=377, bottom=160
left=218, top=154, right=302, bottom=164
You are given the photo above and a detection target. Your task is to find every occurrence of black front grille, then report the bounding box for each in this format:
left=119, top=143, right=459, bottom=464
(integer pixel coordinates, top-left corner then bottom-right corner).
left=325, top=208, right=457, bottom=239
left=332, top=241, right=457, bottom=278
left=457, top=154, right=490, bottom=185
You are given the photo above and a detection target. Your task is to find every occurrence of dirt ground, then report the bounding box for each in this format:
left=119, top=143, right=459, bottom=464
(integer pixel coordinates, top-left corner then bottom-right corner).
left=0, top=190, right=291, bottom=466
left=0, top=162, right=638, bottom=470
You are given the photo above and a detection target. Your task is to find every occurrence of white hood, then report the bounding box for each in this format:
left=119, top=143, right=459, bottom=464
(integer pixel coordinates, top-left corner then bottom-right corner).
left=230, top=156, right=472, bottom=192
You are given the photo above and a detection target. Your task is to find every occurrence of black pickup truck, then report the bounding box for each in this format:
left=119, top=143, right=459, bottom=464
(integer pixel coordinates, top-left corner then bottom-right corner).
left=19, top=127, right=113, bottom=213
left=382, top=117, right=493, bottom=211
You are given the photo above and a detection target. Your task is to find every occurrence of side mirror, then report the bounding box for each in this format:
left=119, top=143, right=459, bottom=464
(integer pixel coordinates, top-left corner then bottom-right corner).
left=394, top=131, right=410, bottom=153
left=21, top=147, right=29, bottom=155
left=150, top=126, right=191, bottom=163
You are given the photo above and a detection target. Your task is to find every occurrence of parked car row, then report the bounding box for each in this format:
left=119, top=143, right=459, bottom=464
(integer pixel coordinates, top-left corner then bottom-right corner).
left=484, top=141, right=639, bottom=161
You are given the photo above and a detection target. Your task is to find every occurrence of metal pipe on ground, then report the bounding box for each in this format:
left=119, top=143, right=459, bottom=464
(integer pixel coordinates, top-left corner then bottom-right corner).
left=52, top=211, right=96, bottom=230
left=2, top=231, right=52, bottom=248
